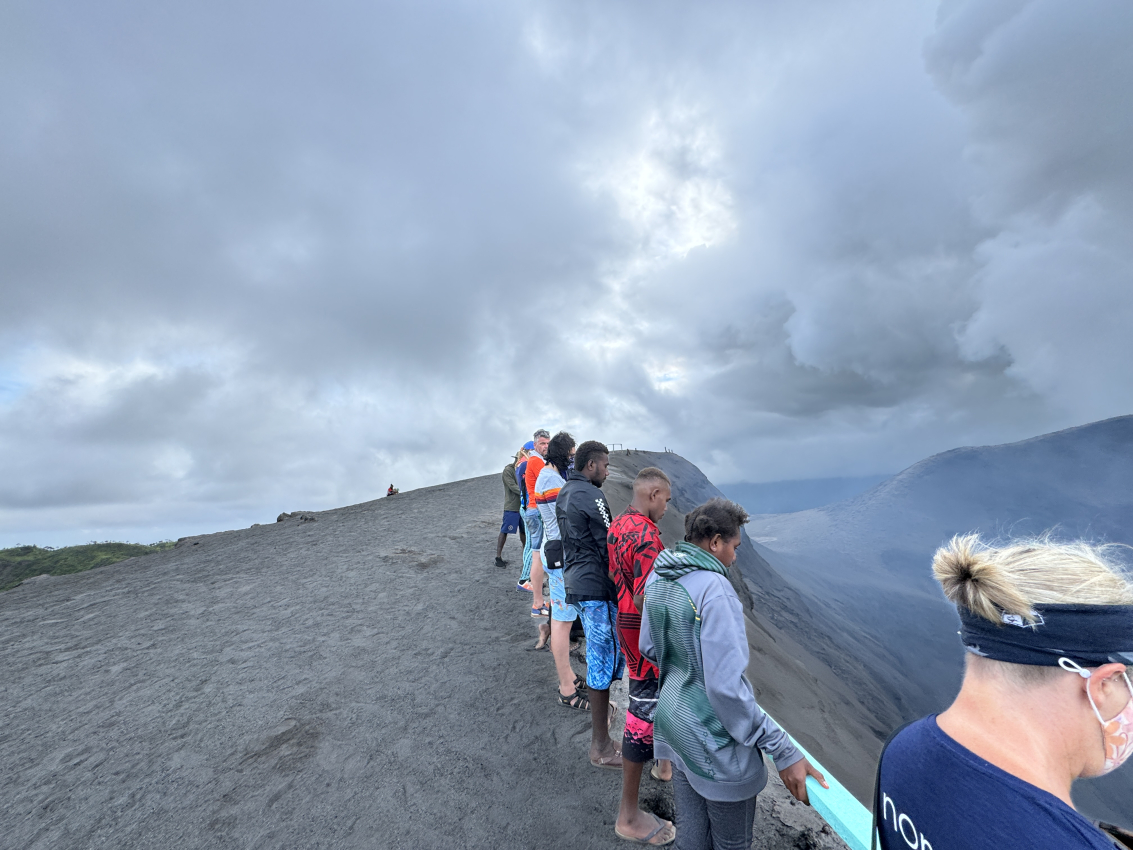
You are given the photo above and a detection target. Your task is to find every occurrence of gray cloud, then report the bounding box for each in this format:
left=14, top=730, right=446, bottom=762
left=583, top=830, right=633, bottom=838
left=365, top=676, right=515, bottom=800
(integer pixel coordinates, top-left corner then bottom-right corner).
left=1, top=0, right=1130, bottom=545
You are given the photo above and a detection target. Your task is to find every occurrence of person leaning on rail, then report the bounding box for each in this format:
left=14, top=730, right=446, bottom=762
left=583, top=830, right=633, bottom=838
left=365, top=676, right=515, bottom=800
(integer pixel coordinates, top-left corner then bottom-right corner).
left=876, top=534, right=1133, bottom=850
left=639, top=498, right=827, bottom=850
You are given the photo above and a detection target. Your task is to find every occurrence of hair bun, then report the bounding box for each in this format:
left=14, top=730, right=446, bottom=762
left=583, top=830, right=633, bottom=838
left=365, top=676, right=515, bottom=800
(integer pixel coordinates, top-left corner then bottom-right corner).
left=932, top=534, right=1031, bottom=623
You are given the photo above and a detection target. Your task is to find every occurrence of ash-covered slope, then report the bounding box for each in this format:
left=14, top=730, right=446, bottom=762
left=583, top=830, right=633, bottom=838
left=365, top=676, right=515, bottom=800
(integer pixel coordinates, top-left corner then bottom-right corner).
left=749, top=416, right=1133, bottom=828
left=2, top=477, right=664, bottom=850
left=1, top=458, right=851, bottom=850
left=606, top=452, right=909, bottom=804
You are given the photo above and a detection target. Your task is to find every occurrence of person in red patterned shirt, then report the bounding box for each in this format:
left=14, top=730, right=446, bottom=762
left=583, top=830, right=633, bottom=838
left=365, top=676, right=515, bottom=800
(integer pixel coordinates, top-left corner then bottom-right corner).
left=607, top=467, right=675, bottom=846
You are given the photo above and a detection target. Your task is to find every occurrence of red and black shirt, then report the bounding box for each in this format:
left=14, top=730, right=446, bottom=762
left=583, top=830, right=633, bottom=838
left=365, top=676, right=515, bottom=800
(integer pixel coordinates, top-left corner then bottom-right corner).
left=607, top=506, right=664, bottom=680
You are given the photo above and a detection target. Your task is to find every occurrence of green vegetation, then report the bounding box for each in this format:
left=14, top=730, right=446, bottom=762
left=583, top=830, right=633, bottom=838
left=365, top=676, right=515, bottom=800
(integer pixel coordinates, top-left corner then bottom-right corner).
left=0, top=541, right=177, bottom=591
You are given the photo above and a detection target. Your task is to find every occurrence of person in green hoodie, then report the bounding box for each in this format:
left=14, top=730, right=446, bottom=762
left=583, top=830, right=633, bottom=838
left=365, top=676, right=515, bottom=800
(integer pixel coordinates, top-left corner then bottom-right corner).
left=640, top=497, right=827, bottom=850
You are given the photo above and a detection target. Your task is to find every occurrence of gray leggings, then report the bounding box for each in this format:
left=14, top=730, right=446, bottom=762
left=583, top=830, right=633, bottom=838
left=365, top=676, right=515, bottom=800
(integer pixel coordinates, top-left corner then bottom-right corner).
left=672, top=767, right=759, bottom=850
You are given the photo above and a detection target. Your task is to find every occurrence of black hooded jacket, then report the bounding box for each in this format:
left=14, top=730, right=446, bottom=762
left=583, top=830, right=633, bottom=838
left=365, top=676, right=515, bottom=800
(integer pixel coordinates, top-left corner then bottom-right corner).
left=556, top=469, right=616, bottom=603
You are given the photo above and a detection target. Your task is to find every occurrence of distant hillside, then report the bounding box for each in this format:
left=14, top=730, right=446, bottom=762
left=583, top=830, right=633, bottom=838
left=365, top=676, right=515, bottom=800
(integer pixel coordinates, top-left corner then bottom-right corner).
left=605, top=451, right=912, bottom=803
left=749, top=415, right=1133, bottom=828
left=0, top=541, right=175, bottom=591
left=721, top=475, right=892, bottom=515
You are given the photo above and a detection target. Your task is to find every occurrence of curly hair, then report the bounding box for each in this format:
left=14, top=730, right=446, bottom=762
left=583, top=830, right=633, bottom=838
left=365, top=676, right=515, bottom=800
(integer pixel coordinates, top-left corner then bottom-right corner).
left=546, top=431, right=576, bottom=474
left=684, top=497, right=750, bottom=544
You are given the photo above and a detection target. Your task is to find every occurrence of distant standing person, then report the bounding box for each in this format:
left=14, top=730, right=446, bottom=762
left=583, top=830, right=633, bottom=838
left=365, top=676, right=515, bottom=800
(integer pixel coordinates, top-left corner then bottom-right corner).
left=640, top=498, right=827, bottom=850
left=607, top=467, right=675, bottom=845
left=559, top=440, right=623, bottom=769
left=515, top=441, right=535, bottom=591
left=522, top=429, right=551, bottom=617
left=535, top=431, right=588, bottom=709
left=497, top=455, right=526, bottom=568
left=876, top=534, right=1133, bottom=850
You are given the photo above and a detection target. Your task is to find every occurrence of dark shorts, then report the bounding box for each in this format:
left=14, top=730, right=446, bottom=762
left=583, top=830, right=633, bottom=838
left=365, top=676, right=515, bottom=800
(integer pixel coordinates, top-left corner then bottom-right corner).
left=623, top=675, right=658, bottom=763
left=501, top=511, right=521, bottom=534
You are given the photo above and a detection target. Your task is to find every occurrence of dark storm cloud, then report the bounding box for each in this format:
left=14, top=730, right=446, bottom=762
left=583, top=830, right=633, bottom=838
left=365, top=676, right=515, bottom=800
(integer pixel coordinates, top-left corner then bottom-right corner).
left=1, top=0, right=1130, bottom=545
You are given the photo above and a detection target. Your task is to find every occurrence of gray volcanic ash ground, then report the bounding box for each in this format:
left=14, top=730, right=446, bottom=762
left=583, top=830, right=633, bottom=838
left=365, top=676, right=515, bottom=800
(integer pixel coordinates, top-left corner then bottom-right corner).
left=1, top=453, right=848, bottom=850
left=5, top=421, right=1129, bottom=847
left=747, top=415, right=1133, bottom=828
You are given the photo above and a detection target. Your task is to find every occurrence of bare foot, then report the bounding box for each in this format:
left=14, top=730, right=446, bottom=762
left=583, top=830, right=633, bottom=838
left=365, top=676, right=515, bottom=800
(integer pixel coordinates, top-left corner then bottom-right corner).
left=650, top=759, right=672, bottom=782
left=534, top=622, right=551, bottom=650
left=615, top=811, right=675, bottom=845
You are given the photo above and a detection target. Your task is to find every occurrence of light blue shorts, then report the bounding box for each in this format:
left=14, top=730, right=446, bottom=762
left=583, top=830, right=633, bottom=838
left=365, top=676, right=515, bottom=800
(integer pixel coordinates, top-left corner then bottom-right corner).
left=545, top=567, right=579, bottom=623
left=524, top=509, right=544, bottom=550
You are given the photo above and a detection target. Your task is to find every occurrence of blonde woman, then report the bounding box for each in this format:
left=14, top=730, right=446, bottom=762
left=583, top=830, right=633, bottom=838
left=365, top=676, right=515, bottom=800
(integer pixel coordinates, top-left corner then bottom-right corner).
left=876, top=534, right=1133, bottom=849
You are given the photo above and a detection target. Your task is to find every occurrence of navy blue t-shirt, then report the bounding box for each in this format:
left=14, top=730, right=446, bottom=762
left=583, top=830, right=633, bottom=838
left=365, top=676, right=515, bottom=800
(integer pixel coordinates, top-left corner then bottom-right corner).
left=877, top=715, right=1116, bottom=850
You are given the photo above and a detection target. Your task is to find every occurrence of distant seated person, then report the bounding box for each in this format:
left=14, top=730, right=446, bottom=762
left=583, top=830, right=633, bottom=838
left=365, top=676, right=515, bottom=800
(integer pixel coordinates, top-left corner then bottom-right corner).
left=386, top=484, right=399, bottom=496
left=876, top=534, right=1133, bottom=850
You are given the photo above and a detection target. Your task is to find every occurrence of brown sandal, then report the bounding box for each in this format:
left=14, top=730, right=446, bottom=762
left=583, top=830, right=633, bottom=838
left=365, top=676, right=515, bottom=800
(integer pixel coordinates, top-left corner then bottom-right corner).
left=590, top=749, right=623, bottom=770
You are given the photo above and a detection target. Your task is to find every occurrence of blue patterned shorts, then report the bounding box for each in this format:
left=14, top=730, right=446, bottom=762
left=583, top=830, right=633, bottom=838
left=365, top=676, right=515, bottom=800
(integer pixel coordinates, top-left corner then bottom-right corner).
left=578, top=600, right=624, bottom=690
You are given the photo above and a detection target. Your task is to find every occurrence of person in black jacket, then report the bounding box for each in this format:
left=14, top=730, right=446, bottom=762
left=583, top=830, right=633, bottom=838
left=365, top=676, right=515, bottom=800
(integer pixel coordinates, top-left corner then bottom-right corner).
left=557, top=440, right=625, bottom=769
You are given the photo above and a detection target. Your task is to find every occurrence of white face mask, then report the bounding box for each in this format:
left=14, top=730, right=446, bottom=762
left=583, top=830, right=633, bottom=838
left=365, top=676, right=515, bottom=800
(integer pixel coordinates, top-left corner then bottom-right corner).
left=1059, top=658, right=1133, bottom=775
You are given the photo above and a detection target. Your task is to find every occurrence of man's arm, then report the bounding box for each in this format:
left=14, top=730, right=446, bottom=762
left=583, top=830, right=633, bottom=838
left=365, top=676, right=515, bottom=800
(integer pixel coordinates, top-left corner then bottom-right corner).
left=503, top=467, right=520, bottom=497
left=631, top=530, right=663, bottom=612
left=524, top=458, right=544, bottom=507
left=590, top=495, right=612, bottom=575
left=639, top=577, right=657, bottom=663
left=555, top=487, right=572, bottom=545
left=698, top=590, right=795, bottom=758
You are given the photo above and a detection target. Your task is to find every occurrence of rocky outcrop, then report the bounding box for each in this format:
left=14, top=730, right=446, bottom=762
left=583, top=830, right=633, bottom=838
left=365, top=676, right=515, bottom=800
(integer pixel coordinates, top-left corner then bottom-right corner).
left=275, top=511, right=318, bottom=522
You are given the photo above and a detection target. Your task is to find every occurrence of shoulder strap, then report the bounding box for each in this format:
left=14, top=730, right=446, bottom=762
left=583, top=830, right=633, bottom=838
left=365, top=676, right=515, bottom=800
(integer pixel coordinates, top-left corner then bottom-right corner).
left=1097, top=822, right=1133, bottom=849
left=871, top=719, right=917, bottom=850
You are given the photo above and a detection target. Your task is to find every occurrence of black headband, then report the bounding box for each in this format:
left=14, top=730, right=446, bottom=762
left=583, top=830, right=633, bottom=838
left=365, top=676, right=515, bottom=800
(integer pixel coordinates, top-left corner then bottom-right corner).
left=959, top=603, right=1133, bottom=667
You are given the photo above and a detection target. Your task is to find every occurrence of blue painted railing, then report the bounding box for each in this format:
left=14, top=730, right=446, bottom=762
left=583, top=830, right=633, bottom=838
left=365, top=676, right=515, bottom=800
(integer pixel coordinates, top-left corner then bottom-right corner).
left=771, top=722, right=875, bottom=850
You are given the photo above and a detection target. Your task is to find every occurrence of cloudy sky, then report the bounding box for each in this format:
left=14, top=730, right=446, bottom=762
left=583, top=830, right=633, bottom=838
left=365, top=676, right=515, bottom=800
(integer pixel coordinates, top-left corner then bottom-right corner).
left=2, top=0, right=1131, bottom=547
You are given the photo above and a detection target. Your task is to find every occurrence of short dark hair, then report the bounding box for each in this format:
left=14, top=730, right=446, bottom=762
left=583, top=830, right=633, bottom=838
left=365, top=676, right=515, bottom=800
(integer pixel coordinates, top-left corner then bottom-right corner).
left=546, top=431, right=576, bottom=474
left=635, top=467, right=670, bottom=487
left=574, top=440, right=609, bottom=474
left=684, top=497, right=749, bottom=544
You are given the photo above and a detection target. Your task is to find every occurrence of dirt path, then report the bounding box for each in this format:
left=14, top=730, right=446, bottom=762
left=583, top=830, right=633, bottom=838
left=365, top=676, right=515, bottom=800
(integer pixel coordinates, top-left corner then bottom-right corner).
left=1, top=469, right=844, bottom=849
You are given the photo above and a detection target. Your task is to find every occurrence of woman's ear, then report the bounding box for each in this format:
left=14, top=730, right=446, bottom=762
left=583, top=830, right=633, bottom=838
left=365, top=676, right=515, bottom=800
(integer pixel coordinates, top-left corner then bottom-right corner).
left=1089, top=662, right=1130, bottom=716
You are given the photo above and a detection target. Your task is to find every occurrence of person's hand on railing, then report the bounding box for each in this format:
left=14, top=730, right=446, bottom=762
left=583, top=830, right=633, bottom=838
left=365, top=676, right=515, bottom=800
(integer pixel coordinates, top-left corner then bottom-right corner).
left=779, top=757, right=828, bottom=805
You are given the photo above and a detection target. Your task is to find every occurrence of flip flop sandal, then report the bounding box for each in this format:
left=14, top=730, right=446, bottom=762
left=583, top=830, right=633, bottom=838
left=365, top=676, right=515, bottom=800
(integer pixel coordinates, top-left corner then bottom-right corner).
left=649, top=762, right=671, bottom=782
left=557, top=689, right=590, bottom=711
left=590, top=749, right=623, bottom=770
left=614, top=814, right=675, bottom=846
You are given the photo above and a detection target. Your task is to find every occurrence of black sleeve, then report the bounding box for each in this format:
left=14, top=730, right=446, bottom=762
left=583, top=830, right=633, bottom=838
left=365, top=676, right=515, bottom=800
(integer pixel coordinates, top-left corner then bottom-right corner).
left=556, top=497, right=571, bottom=545
left=590, top=494, right=612, bottom=566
